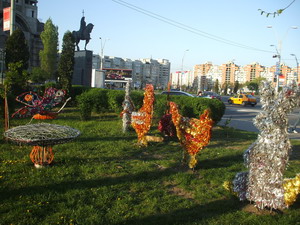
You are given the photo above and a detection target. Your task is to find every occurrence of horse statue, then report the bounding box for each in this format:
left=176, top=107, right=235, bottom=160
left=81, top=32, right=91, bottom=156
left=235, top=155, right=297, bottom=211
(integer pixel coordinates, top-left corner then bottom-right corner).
left=72, top=16, right=94, bottom=51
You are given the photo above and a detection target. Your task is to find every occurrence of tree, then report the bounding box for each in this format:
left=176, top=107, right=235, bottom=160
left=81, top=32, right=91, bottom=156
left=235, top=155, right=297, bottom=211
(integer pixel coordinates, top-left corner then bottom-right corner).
left=5, top=29, right=29, bottom=70
left=57, top=31, right=75, bottom=94
left=246, top=81, right=259, bottom=93
left=5, top=62, right=29, bottom=95
left=233, top=80, right=240, bottom=94
left=245, top=77, right=266, bottom=94
left=39, top=18, right=59, bottom=81
left=222, top=82, right=229, bottom=95
left=29, top=67, right=47, bottom=83
left=213, top=79, right=219, bottom=93
left=4, top=29, right=30, bottom=95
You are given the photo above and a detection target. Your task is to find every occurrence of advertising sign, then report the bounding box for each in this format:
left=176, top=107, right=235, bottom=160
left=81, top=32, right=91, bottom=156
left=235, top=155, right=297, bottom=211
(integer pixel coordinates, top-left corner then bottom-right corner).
left=104, top=68, right=132, bottom=80
left=3, top=7, right=10, bottom=31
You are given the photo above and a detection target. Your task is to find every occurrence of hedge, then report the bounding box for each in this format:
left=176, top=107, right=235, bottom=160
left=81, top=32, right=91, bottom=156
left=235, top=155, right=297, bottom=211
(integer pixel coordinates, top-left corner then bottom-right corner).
left=76, top=88, right=226, bottom=123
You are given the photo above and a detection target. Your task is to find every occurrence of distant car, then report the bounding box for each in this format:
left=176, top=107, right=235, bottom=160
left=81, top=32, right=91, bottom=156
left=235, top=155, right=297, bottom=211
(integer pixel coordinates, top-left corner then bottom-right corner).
left=198, top=91, right=222, bottom=101
left=161, top=90, right=194, bottom=97
left=228, top=94, right=257, bottom=106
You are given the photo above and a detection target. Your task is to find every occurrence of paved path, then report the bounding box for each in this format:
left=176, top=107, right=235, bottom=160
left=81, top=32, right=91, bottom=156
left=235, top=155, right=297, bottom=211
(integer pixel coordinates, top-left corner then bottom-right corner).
left=217, top=98, right=300, bottom=140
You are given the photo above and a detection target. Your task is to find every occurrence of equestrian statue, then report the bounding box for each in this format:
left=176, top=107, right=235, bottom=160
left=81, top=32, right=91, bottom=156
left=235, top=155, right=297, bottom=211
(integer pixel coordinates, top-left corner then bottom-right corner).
left=72, top=16, right=94, bottom=51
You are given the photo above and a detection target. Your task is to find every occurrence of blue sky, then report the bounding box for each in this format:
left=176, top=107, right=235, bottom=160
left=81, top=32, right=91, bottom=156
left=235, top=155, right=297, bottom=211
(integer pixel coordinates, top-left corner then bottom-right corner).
left=38, top=0, right=300, bottom=72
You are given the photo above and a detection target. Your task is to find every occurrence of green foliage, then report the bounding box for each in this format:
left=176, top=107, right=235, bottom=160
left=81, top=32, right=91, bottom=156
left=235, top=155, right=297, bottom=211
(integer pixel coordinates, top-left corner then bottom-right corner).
left=57, top=31, right=75, bottom=95
left=29, top=67, right=48, bottom=83
left=222, top=82, right=229, bottom=95
left=258, top=0, right=295, bottom=17
left=214, top=79, right=220, bottom=94
left=76, top=90, right=94, bottom=120
left=107, top=90, right=126, bottom=113
left=76, top=89, right=226, bottom=124
left=39, top=18, right=59, bottom=80
left=4, top=62, right=29, bottom=95
left=233, top=80, right=240, bottom=94
left=0, top=109, right=299, bottom=224
left=4, top=29, right=29, bottom=70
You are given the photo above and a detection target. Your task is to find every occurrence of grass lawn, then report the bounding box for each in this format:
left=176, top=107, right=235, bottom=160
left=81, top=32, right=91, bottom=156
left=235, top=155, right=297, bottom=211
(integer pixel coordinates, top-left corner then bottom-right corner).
left=1, top=108, right=300, bottom=225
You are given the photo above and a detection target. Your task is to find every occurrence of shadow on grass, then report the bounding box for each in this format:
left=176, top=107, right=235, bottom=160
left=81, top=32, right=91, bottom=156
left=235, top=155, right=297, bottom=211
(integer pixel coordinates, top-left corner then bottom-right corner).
left=77, top=135, right=137, bottom=143
left=199, top=154, right=243, bottom=170
left=0, top=168, right=177, bottom=201
left=121, top=198, right=247, bottom=225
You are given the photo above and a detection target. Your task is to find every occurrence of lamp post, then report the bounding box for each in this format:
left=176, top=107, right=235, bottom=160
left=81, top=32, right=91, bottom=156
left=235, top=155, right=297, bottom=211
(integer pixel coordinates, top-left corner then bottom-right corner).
left=180, top=49, right=189, bottom=91
left=270, top=44, right=281, bottom=92
left=291, top=54, right=299, bottom=83
left=267, top=26, right=298, bottom=92
left=0, top=49, right=5, bottom=84
left=99, top=37, right=109, bottom=70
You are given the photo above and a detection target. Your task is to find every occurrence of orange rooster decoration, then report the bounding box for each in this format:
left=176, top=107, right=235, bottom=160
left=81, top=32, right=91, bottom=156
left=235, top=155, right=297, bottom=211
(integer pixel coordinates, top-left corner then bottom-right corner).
left=170, top=101, right=213, bottom=169
left=131, top=84, right=155, bottom=146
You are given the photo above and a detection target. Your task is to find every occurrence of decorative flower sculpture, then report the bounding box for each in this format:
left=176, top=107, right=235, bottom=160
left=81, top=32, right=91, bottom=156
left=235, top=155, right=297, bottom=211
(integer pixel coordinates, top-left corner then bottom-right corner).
left=12, top=87, right=70, bottom=120
left=233, top=81, right=300, bottom=210
left=169, top=101, right=213, bottom=169
left=131, top=84, right=154, bottom=146
left=120, top=82, right=135, bottom=133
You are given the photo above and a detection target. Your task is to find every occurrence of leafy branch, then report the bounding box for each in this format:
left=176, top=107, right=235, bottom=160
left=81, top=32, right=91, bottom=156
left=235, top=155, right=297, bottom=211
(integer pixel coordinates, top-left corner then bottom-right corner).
left=258, top=0, right=296, bottom=17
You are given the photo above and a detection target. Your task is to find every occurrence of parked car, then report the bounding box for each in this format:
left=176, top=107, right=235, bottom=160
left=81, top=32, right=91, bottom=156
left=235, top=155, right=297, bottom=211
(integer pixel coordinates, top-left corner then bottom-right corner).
left=228, top=94, right=257, bottom=106
left=160, top=90, right=194, bottom=97
left=198, top=91, right=222, bottom=101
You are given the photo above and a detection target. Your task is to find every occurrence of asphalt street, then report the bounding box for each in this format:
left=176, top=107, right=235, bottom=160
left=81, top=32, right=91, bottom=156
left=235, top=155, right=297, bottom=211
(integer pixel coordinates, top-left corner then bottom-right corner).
left=217, top=96, right=300, bottom=140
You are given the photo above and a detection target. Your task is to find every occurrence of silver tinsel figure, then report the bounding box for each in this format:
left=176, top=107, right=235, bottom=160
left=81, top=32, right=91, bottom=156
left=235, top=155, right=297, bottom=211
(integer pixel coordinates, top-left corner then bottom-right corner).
left=233, top=81, right=300, bottom=210
left=121, top=81, right=135, bottom=133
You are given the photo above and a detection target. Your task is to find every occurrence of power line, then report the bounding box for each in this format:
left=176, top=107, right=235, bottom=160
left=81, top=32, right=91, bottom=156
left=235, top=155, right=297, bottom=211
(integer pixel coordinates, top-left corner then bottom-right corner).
left=112, top=0, right=274, bottom=53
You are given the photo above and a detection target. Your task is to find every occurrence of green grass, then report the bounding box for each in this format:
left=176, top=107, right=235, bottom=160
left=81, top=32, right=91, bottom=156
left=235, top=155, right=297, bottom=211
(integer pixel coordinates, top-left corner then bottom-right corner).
left=0, top=108, right=300, bottom=225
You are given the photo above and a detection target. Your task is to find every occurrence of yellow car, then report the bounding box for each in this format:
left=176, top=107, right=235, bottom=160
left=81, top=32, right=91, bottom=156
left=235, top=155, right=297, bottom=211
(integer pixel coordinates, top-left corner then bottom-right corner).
left=228, top=94, right=257, bottom=107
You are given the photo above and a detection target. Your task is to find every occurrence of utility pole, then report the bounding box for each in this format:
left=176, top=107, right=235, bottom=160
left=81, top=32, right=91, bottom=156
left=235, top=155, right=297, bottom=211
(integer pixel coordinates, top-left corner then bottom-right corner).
left=291, top=54, right=299, bottom=82
left=10, top=0, right=15, bottom=35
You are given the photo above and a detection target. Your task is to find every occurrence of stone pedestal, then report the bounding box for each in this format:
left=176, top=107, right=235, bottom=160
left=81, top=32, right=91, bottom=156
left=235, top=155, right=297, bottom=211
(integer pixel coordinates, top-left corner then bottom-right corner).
left=72, top=50, right=93, bottom=87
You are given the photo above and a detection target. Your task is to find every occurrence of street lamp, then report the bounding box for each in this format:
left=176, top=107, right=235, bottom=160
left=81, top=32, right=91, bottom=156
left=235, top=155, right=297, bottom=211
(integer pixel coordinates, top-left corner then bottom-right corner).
left=267, top=26, right=298, bottom=92
left=0, top=49, right=5, bottom=85
left=270, top=44, right=281, bottom=92
left=99, top=37, right=109, bottom=70
left=180, top=49, right=189, bottom=91
left=291, top=54, right=299, bottom=82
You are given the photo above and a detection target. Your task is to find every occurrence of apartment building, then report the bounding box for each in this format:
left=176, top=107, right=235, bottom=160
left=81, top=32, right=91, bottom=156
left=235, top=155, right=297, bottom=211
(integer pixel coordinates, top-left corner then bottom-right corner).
left=0, top=0, right=44, bottom=67
left=92, top=55, right=171, bottom=89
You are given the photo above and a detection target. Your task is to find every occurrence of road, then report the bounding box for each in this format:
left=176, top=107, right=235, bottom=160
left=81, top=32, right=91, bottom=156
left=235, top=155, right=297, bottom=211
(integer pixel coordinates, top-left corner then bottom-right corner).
left=217, top=96, right=300, bottom=139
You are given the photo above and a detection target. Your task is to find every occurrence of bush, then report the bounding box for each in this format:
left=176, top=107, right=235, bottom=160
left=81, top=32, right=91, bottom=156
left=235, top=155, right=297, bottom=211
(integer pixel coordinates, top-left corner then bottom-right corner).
left=76, top=91, right=94, bottom=120
left=76, top=89, right=226, bottom=123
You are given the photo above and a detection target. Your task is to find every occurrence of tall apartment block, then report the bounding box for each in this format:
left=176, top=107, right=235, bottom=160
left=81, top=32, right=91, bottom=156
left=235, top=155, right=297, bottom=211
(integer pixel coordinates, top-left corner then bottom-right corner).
left=0, top=0, right=44, bottom=68
left=172, top=61, right=300, bottom=92
left=92, top=54, right=171, bottom=89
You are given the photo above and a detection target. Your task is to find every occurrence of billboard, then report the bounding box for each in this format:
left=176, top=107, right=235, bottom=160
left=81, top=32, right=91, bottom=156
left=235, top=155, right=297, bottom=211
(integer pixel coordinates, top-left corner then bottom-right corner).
left=104, top=68, right=132, bottom=81
left=3, top=7, right=10, bottom=31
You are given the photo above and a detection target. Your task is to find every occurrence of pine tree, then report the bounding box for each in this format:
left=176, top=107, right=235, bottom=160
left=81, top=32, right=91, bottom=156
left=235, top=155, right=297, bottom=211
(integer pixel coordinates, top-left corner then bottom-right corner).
left=57, top=31, right=75, bottom=95
left=213, top=79, right=219, bottom=94
left=4, top=29, right=30, bottom=94
left=5, top=29, right=29, bottom=70
left=39, top=18, right=59, bottom=81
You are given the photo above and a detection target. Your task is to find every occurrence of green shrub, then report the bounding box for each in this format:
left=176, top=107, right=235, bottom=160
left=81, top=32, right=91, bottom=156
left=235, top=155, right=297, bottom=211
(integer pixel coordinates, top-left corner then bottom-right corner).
left=107, top=90, right=125, bottom=113
left=76, top=89, right=225, bottom=123
left=91, top=88, right=109, bottom=113
left=76, top=91, right=94, bottom=120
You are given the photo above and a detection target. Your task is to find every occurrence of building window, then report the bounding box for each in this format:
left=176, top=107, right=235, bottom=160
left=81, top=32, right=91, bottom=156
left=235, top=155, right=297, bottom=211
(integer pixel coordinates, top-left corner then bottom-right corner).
left=226, top=67, right=231, bottom=82
left=250, top=68, right=256, bottom=81
left=32, top=11, right=34, bottom=18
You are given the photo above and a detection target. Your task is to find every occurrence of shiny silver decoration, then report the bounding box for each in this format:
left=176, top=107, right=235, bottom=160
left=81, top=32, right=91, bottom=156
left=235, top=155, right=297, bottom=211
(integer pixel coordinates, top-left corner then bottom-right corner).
left=233, top=81, right=300, bottom=210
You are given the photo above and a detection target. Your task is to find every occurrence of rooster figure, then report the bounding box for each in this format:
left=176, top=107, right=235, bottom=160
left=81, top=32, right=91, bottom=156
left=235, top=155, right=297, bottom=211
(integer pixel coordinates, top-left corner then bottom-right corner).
left=131, top=84, right=154, bottom=146
left=169, top=101, right=213, bottom=169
